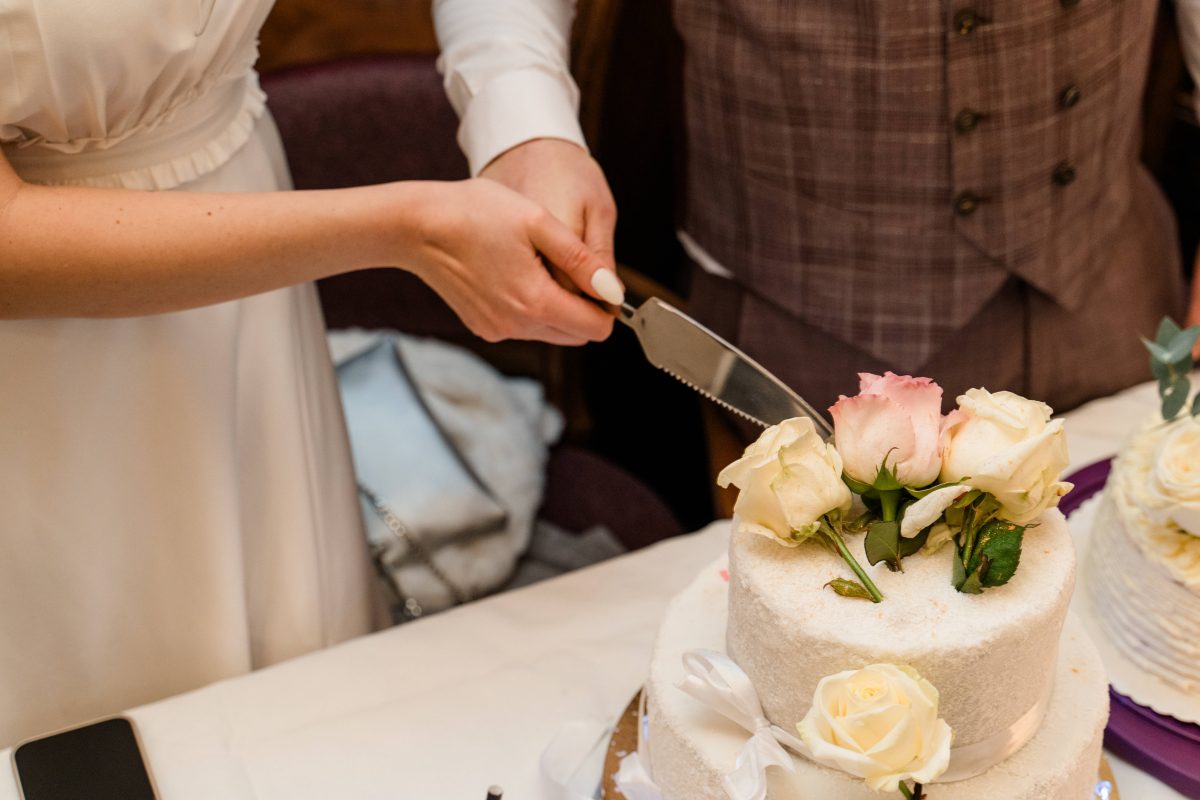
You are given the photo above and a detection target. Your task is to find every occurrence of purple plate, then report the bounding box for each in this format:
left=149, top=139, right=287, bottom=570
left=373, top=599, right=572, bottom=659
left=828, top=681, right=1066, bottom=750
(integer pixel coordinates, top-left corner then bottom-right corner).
left=1063, top=459, right=1200, bottom=798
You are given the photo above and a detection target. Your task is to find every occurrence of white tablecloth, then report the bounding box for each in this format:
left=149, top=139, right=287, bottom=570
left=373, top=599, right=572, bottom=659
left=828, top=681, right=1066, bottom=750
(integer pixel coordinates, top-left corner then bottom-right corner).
left=0, top=380, right=1188, bottom=799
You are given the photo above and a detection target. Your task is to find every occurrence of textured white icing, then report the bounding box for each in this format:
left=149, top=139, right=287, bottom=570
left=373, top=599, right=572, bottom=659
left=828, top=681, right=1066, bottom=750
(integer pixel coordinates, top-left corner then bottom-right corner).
left=646, top=559, right=1108, bottom=800
left=1086, top=419, right=1200, bottom=695
left=727, top=510, right=1074, bottom=747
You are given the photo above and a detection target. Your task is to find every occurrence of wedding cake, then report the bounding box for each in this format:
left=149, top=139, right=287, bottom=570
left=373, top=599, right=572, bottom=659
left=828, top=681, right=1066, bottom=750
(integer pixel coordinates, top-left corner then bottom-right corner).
left=1076, top=318, right=1200, bottom=721
left=1084, top=412, right=1200, bottom=697
left=621, top=374, right=1110, bottom=799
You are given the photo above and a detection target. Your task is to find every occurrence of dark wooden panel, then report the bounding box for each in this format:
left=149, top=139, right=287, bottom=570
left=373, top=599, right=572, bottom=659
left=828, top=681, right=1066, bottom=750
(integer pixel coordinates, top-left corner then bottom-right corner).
left=258, top=0, right=437, bottom=74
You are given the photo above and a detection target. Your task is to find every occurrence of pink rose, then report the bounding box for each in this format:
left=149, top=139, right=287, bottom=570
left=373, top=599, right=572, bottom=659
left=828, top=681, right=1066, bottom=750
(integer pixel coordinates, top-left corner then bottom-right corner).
left=829, top=372, right=944, bottom=489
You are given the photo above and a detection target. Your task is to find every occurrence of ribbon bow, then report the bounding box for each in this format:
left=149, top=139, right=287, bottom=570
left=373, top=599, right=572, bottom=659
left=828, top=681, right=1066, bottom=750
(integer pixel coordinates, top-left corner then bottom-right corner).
left=677, top=650, right=810, bottom=800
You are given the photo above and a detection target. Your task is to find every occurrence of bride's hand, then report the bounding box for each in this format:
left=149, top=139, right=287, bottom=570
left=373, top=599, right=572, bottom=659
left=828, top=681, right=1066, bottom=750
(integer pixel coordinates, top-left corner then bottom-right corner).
left=400, top=178, right=621, bottom=346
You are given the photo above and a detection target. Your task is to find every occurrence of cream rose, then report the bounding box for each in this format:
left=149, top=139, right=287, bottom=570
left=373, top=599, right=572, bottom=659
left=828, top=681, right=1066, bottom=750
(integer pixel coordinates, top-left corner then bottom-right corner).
left=717, top=417, right=852, bottom=545
left=1145, top=419, right=1200, bottom=536
left=829, top=372, right=944, bottom=489
left=798, top=663, right=953, bottom=792
left=940, top=388, right=1073, bottom=525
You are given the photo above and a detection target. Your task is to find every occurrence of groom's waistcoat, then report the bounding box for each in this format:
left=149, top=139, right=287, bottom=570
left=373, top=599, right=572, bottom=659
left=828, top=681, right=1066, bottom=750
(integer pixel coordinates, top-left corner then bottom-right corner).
left=674, top=0, right=1161, bottom=368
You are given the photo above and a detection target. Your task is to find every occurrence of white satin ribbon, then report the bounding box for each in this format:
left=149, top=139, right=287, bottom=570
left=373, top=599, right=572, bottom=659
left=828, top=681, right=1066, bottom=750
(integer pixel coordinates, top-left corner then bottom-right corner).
left=677, top=650, right=808, bottom=800
left=937, top=668, right=1054, bottom=782
left=676, top=648, right=1055, bottom=796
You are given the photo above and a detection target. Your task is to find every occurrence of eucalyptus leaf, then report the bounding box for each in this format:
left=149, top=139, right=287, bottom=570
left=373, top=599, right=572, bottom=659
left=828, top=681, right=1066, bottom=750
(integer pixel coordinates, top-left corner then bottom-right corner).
left=1165, top=327, right=1200, bottom=364
left=865, top=520, right=901, bottom=570
left=825, top=578, right=874, bottom=601
left=1157, top=317, right=1182, bottom=345
left=1193, top=393, right=1200, bottom=418
left=965, top=520, right=1024, bottom=588
left=1151, top=357, right=1171, bottom=384
left=1144, top=338, right=1172, bottom=363
left=1163, top=375, right=1190, bottom=420
left=898, top=525, right=931, bottom=558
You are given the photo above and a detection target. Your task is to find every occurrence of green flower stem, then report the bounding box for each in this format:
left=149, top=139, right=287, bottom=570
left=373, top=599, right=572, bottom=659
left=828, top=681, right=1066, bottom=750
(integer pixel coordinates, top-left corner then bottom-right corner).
left=898, top=783, right=923, bottom=799
left=898, top=784, right=915, bottom=800
left=879, top=489, right=901, bottom=523
left=823, top=525, right=884, bottom=603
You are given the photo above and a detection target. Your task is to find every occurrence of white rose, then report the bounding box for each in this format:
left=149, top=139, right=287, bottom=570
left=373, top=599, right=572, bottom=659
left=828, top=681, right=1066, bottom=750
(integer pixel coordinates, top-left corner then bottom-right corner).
left=717, top=417, right=852, bottom=545
left=1145, top=419, right=1200, bottom=536
left=798, top=663, right=953, bottom=792
left=940, top=388, right=1073, bottom=525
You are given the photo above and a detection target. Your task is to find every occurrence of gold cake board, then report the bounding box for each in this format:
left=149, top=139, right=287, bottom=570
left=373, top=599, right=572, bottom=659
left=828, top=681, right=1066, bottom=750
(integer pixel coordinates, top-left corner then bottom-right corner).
left=601, top=691, right=1120, bottom=799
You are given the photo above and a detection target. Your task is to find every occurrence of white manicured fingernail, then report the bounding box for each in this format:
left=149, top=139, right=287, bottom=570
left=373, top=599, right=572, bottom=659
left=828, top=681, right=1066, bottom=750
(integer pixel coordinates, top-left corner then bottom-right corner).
left=590, top=269, right=625, bottom=305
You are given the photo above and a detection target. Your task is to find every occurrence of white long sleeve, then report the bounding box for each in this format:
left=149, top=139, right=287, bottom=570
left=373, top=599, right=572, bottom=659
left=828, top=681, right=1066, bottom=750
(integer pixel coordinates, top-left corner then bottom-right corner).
left=1178, top=0, right=1200, bottom=119
left=433, top=0, right=587, bottom=175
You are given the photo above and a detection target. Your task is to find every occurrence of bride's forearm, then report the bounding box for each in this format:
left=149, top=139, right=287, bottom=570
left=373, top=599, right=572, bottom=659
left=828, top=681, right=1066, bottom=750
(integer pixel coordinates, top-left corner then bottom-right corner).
left=0, top=178, right=431, bottom=318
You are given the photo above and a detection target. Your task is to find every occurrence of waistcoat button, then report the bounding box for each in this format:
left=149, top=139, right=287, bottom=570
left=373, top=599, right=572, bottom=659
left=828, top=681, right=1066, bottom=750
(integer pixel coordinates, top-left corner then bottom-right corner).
left=1061, top=0, right=1081, bottom=7
left=1052, top=162, right=1077, bottom=186
left=954, top=192, right=981, bottom=216
left=1060, top=85, right=1082, bottom=108
left=954, top=9, right=981, bottom=35
left=954, top=109, right=983, bottom=133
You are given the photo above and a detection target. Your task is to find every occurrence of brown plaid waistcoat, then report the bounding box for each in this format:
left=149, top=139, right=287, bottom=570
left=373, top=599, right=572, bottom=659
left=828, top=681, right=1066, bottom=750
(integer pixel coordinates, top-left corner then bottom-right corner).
left=675, top=0, right=1161, bottom=368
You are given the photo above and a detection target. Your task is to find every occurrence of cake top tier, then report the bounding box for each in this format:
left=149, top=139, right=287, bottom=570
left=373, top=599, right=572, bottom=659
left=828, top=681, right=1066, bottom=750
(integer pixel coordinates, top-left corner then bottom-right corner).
left=729, top=508, right=1075, bottom=658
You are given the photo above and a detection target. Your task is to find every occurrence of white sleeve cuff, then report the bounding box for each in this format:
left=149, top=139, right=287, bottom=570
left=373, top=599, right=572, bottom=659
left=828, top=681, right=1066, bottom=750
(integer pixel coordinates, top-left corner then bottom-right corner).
left=457, top=65, right=588, bottom=176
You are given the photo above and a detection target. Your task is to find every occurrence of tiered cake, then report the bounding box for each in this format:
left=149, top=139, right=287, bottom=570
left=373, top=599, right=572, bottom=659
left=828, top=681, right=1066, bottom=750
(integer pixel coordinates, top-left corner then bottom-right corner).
left=1085, top=417, right=1200, bottom=699
left=644, top=519, right=1108, bottom=798
left=625, top=375, right=1110, bottom=799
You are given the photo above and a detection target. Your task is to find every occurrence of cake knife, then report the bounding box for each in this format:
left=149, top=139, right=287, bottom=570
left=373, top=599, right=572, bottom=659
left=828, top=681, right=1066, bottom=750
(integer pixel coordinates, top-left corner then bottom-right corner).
left=614, top=298, right=834, bottom=436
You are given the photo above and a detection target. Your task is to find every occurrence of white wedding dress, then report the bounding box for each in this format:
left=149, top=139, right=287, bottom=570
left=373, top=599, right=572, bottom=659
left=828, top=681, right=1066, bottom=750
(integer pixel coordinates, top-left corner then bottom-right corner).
left=0, top=0, right=374, bottom=746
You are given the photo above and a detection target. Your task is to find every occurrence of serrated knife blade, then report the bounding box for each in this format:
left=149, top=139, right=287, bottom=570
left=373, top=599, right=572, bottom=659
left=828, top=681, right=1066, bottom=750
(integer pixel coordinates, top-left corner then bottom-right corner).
left=617, top=299, right=833, bottom=436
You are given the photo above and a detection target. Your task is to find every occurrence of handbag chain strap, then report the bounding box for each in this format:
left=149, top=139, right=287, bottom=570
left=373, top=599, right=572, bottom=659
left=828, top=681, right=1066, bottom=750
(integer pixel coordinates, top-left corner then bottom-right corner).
left=359, top=485, right=471, bottom=620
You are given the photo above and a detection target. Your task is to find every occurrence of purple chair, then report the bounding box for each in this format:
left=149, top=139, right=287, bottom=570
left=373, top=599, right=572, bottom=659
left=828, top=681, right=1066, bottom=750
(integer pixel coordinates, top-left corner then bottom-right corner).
left=260, top=54, right=685, bottom=551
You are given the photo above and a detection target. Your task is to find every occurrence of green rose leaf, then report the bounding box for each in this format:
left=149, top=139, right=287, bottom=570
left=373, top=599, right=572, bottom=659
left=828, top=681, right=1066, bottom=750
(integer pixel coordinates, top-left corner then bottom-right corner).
left=906, top=481, right=961, bottom=500
left=965, top=520, right=1025, bottom=588
left=957, top=558, right=987, bottom=594
left=865, top=519, right=901, bottom=571
left=824, top=578, right=874, bottom=601
left=872, top=460, right=904, bottom=492
left=842, top=473, right=875, bottom=496
left=841, top=509, right=873, bottom=536
left=951, top=489, right=984, bottom=510
left=1163, top=375, right=1191, bottom=421
left=952, top=545, right=967, bottom=588
left=898, top=525, right=931, bottom=558
left=789, top=523, right=822, bottom=547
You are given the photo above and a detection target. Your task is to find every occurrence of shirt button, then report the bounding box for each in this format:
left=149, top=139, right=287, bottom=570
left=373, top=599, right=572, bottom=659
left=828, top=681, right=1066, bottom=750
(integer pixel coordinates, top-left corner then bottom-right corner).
left=1052, top=162, right=1077, bottom=186
left=954, top=192, right=981, bottom=216
left=954, top=109, right=983, bottom=133
left=954, top=9, right=981, bottom=35
left=1060, top=85, right=1082, bottom=108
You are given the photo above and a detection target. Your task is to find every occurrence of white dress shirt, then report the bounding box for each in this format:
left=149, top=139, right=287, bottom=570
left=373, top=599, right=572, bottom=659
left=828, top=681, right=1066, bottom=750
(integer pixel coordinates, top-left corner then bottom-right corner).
left=432, top=0, right=588, bottom=175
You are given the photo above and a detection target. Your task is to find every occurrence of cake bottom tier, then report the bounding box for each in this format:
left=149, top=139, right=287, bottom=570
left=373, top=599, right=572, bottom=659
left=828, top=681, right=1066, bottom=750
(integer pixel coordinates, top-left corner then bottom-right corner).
left=645, top=558, right=1109, bottom=800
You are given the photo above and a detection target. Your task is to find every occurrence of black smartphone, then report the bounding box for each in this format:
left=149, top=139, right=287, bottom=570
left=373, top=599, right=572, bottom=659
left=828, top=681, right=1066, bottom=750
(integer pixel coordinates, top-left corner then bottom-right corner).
left=12, top=717, right=157, bottom=800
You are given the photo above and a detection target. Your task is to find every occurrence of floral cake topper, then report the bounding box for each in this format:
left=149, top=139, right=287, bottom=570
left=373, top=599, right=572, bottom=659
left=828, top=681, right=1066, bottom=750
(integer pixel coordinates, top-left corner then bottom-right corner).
left=719, top=373, right=1074, bottom=599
